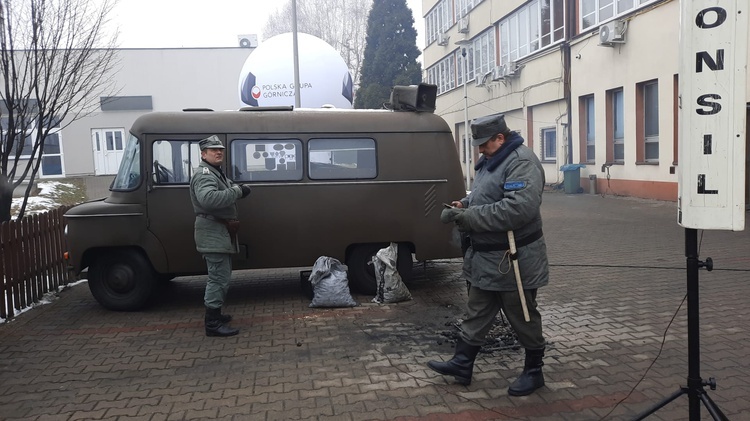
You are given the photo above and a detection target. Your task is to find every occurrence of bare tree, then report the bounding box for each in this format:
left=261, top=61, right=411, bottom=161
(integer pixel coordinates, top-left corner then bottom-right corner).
left=0, top=0, right=119, bottom=222
left=263, top=0, right=371, bottom=86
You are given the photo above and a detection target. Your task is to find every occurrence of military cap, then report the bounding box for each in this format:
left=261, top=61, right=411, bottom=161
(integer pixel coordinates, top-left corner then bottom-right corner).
left=471, top=113, right=508, bottom=146
left=198, top=135, right=225, bottom=150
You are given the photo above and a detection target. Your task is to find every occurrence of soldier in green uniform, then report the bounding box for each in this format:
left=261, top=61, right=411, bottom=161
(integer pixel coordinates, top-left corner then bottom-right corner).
left=190, top=135, right=252, bottom=337
left=428, top=114, right=549, bottom=396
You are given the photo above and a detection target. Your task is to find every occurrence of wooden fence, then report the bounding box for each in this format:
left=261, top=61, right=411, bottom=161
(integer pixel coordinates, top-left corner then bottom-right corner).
left=0, top=206, right=73, bottom=320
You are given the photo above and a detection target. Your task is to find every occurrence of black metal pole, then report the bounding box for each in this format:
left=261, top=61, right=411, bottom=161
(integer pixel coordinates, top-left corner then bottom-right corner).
left=633, top=229, right=727, bottom=421
left=685, top=228, right=702, bottom=420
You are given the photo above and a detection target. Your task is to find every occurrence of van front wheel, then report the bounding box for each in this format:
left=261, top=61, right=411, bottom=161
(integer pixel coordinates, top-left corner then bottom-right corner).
left=88, top=250, right=157, bottom=311
left=347, top=243, right=413, bottom=296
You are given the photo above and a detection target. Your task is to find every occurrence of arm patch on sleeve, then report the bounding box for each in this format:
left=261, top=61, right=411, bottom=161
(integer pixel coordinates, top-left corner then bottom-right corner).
left=504, top=181, right=527, bottom=191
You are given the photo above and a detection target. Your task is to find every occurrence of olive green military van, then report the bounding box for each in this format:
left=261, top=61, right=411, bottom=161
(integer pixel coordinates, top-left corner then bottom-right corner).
left=64, top=84, right=466, bottom=310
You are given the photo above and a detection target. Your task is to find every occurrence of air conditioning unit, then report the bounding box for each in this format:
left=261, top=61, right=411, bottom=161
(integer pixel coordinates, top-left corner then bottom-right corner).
left=437, top=34, right=450, bottom=46
left=598, top=20, right=625, bottom=46
left=493, top=61, right=518, bottom=80
left=458, top=17, right=469, bottom=34
left=238, top=34, right=258, bottom=48
left=475, top=70, right=492, bottom=87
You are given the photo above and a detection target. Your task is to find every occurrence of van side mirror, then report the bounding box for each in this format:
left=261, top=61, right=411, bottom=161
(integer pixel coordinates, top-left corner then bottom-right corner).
left=388, top=83, right=437, bottom=113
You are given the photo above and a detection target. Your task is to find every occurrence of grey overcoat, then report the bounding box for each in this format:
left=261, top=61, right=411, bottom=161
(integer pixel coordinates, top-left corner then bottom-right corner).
left=189, top=160, right=244, bottom=254
left=458, top=133, right=550, bottom=292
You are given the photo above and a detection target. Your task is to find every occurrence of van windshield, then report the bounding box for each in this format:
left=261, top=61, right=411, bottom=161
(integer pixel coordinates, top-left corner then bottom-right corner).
left=111, top=134, right=141, bottom=191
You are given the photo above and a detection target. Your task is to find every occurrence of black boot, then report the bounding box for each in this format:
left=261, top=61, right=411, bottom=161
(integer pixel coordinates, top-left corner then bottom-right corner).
left=205, top=307, right=239, bottom=337
left=508, top=348, right=545, bottom=396
left=427, top=338, right=481, bottom=385
left=218, top=312, right=232, bottom=323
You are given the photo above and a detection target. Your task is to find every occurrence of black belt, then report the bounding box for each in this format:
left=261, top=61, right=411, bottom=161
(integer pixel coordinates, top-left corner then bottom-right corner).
left=471, top=229, right=543, bottom=252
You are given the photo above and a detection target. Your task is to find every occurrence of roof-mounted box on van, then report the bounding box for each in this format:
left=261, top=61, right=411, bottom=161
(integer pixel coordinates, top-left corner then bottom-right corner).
left=387, top=83, right=437, bottom=113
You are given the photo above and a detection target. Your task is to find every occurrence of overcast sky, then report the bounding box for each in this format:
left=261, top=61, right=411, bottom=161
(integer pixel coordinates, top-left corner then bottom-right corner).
left=106, top=0, right=425, bottom=49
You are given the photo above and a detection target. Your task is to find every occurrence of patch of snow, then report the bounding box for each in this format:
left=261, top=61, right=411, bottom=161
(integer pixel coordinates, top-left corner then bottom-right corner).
left=0, top=279, right=88, bottom=324
left=11, top=180, right=69, bottom=218
left=3, top=181, right=85, bottom=322
left=38, top=181, right=75, bottom=196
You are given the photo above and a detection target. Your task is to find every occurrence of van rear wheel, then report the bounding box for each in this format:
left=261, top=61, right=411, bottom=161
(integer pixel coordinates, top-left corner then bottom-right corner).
left=88, top=250, right=157, bottom=311
left=347, top=243, right=413, bottom=296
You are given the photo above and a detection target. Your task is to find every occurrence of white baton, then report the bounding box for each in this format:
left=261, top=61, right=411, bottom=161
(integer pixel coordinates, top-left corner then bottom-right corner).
left=507, top=230, right=530, bottom=322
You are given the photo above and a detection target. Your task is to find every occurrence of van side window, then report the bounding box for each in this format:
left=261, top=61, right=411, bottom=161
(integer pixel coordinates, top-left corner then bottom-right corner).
left=308, top=138, right=377, bottom=180
left=230, top=139, right=303, bottom=182
left=152, top=140, right=201, bottom=184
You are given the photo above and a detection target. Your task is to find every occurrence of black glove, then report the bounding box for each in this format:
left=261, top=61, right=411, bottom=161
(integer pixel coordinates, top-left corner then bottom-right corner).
left=239, top=184, right=252, bottom=198
left=440, top=207, right=464, bottom=224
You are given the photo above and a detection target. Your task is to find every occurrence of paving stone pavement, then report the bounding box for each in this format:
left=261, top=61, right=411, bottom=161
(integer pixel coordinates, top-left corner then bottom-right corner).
left=1, top=191, right=749, bottom=420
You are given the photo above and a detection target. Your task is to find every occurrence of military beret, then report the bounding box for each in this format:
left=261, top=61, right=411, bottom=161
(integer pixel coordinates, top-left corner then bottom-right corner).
left=199, top=135, right=225, bottom=150
left=471, top=113, right=509, bottom=146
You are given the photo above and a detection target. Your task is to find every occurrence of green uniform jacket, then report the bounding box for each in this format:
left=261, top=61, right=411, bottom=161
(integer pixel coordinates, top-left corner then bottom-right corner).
left=190, top=160, right=243, bottom=254
left=458, top=133, right=550, bottom=292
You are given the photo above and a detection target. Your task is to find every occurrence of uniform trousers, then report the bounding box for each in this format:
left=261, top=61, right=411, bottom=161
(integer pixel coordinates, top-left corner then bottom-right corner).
left=460, top=286, right=546, bottom=350
left=203, top=253, right=232, bottom=309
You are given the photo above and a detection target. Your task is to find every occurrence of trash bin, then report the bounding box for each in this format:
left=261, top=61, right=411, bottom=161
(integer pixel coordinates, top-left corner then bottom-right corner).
left=560, top=164, right=586, bottom=194
left=589, top=174, right=597, bottom=195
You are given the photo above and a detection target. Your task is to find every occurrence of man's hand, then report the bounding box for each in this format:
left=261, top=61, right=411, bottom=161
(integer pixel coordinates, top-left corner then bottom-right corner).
left=440, top=207, right=464, bottom=224
left=455, top=211, right=471, bottom=232
left=240, top=184, right=252, bottom=198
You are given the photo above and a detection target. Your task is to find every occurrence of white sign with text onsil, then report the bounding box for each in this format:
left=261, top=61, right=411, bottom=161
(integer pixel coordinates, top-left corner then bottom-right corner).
left=678, top=1, right=748, bottom=231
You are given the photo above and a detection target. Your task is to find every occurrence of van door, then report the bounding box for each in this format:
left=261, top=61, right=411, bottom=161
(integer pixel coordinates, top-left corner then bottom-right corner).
left=146, top=137, right=207, bottom=274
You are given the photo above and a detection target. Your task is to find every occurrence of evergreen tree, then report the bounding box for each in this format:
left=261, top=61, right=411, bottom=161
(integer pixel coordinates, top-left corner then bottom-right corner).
left=354, top=0, right=422, bottom=109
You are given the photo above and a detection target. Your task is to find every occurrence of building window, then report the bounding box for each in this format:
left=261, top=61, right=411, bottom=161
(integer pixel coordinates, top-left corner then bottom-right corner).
left=8, top=132, right=34, bottom=157
left=500, top=0, right=565, bottom=65
left=471, top=29, right=496, bottom=80
left=1, top=115, right=64, bottom=177
left=456, top=45, right=476, bottom=85
left=426, top=0, right=453, bottom=45
left=541, top=127, right=556, bottom=162
left=580, top=95, right=596, bottom=163
left=643, top=81, right=659, bottom=161
left=580, top=0, right=659, bottom=31
left=41, top=131, right=64, bottom=177
left=635, top=79, right=659, bottom=163
left=435, top=32, right=487, bottom=87
left=456, top=0, right=478, bottom=18
left=460, top=129, right=470, bottom=168
left=106, top=130, right=123, bottom=152
left=457, top=50, right=467, bottom=86
left=612, top=88, right=624, bottom=162
left=427, top=54, right=457, bottom=95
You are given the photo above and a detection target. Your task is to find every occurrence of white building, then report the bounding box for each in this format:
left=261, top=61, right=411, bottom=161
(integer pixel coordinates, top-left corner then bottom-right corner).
left=48, top=47, right=254, bottom=178
left=421, top=0, right=749, bottom=202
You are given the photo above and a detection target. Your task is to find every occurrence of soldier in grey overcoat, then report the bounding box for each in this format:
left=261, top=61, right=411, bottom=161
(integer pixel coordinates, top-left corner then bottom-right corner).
left=428, top=113, right=549, bottom=396
left=190, top=135, right=252, bottom=337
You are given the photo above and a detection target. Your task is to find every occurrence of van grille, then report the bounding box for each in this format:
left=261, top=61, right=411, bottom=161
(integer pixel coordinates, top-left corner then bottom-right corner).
left=424, top=184, right=437, bottom=217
